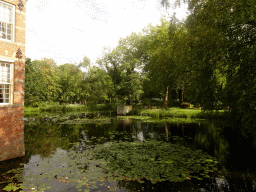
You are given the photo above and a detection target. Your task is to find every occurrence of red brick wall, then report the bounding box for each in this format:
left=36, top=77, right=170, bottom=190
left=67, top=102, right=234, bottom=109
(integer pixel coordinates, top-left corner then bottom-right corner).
left=0, top=60, right=25, bottom=162
left=0, top=106, right=25, bottom=161
left=0, top=0, right=26, bottom=162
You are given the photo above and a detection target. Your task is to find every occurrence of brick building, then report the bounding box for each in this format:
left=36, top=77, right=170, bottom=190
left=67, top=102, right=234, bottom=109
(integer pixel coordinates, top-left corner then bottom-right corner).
left=0, top=0, right=26, bottom=162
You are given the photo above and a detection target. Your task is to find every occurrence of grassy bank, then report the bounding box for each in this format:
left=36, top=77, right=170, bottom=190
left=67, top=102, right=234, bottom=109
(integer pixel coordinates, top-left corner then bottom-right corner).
left=128, top=108, right=228, bottom=120
left=24, top=106, right=41, bottom=115
left=24, top=104, right=229, bottom=120
left=24, top=104, right=90, bottom=115
left=40, top=104, right=89, bottom=112
left=24, top=103, right=118, bottom=114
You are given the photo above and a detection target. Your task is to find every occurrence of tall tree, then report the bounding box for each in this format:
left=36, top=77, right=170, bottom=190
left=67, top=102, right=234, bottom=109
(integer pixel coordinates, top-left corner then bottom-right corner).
left=162, top=0, right=256, bottom=140
left=142, top=17, right=189, bottom=109
left=25, top=58, right=61, bottom=106
left=78, top=56, right=91, bottom=72
left=84, top=66, right=114, bottom=111
left=96, top=32, right=145, bottom=105
left=58, top=63, right=84, bottom=104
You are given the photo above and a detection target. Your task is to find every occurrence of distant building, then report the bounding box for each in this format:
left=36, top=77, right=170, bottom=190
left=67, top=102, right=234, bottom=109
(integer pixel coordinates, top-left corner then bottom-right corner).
left=0, top=0, right=26, bottom=161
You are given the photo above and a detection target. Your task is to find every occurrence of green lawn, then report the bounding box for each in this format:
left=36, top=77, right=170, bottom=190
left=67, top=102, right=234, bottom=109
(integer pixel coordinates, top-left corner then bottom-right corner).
left=136, top=108, right=227, bottom=120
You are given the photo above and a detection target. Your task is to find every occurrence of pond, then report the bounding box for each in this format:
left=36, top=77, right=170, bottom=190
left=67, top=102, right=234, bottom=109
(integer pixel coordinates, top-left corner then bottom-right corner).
left=0, top=112, right=256, bottom=192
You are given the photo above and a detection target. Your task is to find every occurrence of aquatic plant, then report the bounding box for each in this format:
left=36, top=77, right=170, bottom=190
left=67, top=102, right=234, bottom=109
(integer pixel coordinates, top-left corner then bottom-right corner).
left=92, top=140, right=219, bottom=183
left=59, top=118, right=112, bottom=124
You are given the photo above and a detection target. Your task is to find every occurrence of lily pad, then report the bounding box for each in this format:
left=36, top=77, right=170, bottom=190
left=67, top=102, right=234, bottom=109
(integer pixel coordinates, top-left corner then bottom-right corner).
left=91, top=140, right=219, bottom=183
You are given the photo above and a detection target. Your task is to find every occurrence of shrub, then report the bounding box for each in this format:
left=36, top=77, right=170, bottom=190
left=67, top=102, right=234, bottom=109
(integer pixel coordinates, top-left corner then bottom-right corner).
left=181, top=102, right=190, bottom=109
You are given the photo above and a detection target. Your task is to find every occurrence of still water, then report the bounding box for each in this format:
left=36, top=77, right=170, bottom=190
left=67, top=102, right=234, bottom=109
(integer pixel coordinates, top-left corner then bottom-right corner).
left=0, top=113, right=256, bottom=192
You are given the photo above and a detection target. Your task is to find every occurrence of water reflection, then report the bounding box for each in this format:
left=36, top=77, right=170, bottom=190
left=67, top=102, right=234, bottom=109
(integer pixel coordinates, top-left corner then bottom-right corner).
left=0, top=114, right=255, bottom=191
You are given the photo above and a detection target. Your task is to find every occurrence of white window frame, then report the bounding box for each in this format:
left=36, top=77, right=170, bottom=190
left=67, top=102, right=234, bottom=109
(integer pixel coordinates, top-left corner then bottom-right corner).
left=0, top=59, right=13, bottom=105
left=0, top=0, right=15, bottom=42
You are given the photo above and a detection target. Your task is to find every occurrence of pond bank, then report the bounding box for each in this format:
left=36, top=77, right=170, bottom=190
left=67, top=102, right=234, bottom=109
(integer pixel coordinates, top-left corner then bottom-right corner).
left=127, top=108, right=229, bottom=120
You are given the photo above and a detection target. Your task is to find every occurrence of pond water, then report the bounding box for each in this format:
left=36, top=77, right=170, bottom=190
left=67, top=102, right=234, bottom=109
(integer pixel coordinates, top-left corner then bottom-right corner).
left=1, top=112, right=256, bottom=192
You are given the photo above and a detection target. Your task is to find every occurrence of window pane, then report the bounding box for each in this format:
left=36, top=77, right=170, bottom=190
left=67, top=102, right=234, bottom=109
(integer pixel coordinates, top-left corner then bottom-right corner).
left=2, top=23, right=6, bottom=32
left=0, top=84, right=10, bottom=104
left=0, top=2, right=13, bottom=40
left=0, top=4, right=3, bottom=21
left=0, top=64, right=10, bottom=83
left=8, top=6, right=12, bottom=22
left=7, top=74, right=10, bottom=82
left=0, top=86, right=3, bottom=103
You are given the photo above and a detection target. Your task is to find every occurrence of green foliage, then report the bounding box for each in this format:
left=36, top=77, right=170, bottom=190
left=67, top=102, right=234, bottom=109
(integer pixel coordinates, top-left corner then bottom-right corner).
left=25, top=58, right=61, bottom=106
left=126, top=108, right=227, bottom=120
left=141, top=17, right=191, bottom=108
left=180, top=102, right=190, bottom=109
left=58, top=63, right=84, bottom=104
left=40, top=104, right=89, bottom=112
left=24, top=0, right=256, bottom=138
left=59, top=118, right=112, bottom=125
left=92, top=140, right=219, bottom=183
left=190, top=111, right=228, bottom=120
left=78, top=56, right=91, bottom=71
left=160, top=0, right=256, bottom=135
left=96, top=32, right=145, bottom=104
left=84, top=67, right=115, bottom=111
left=139, top=108, right=194, bottom=119
left=3, top=183, right=21, bottom=191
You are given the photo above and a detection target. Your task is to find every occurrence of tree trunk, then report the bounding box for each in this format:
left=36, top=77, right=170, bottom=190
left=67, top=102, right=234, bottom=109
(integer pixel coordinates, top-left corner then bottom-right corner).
left=165, top=123, right=169, bottom=142
left=181, top=89, right=184, bottom=102
left=164, top=86, right=169, bottom=109
left=179, top=89, right=184, bottom=103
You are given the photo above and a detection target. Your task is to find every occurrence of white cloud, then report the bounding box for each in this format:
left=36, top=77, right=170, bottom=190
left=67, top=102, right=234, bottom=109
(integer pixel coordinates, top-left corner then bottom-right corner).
left=25, top=0, right=188, bottom=66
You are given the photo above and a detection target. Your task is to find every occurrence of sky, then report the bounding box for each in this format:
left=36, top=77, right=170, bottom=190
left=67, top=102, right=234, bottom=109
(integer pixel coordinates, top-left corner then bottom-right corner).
left=25, top=0, right=188, bottom=66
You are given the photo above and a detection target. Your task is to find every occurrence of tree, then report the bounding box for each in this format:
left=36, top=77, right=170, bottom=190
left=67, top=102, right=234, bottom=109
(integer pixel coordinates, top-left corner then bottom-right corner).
left=142, top=17, right=189, bottom=109
left=78, top=56, right=91, bottom=72
left=162, top=0, right=256, bottom=139
left=25, top=58, right=61, bottom=106
left=25, top=58, right=40, bottom=106
left=96, top=33, right=146, bottom=105
left=58, top=63, right=84, bottom=104
left=84, top=66, right=114, bottom=111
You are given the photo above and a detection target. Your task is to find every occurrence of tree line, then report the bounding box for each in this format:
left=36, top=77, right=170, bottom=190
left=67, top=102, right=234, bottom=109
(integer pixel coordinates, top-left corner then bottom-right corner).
left=25, top=0, right=255, bottom=129
left=24, top=18, right=186, bottom=108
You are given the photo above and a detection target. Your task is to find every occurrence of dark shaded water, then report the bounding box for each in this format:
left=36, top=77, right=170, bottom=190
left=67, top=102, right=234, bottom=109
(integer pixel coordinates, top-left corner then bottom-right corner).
left=0, top=113, right=256, bottom=192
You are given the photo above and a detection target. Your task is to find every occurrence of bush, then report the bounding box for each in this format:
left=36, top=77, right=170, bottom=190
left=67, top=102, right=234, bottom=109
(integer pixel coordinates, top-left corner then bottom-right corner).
left=181, top=102, right=190, bottom=109
left=104, top=103, right=119, bottom=112
left=126, top=109, right=141, bottom=116
left=168, top=101, right=180, bottom=108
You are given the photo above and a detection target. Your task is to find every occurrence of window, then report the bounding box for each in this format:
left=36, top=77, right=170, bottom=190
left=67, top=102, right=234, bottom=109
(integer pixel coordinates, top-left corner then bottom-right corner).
left=0, top=62, right=12, bottom=104
left=0, top=1, right=15, bottom=41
